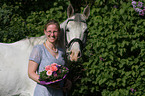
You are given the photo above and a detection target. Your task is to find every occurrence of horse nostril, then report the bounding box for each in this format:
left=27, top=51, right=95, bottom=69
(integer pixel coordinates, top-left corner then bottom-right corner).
left=78, top=52, right=81, bottom=58
left=70, top=51, right=72, bottom=55
left=69, top=51, right=73, bottom=58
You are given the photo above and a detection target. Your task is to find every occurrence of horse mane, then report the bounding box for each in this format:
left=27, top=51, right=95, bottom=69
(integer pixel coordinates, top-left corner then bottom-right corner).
left=27, top=35, right=46, bottom=46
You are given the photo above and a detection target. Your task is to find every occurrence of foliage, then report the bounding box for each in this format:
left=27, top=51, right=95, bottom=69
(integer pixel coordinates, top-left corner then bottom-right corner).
left=0, top=0, right=145, bottom=96
left=0, top=1, right=68, bottom=43
left=73, top=0, right=145, bottom=96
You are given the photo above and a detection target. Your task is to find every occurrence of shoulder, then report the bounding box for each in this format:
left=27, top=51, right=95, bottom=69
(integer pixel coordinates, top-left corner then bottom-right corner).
left=34, top=44, right=43, bottom=48
left=32, top=44, right=44, bottom=52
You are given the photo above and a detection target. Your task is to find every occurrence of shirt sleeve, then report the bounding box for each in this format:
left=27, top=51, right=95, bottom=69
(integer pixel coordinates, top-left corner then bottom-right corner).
left=29, top=45, right=42, bottom=64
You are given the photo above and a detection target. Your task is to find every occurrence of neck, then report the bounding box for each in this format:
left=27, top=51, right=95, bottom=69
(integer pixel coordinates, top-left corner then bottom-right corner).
left=46, top=40, right=56, bottom=48
left=45, top=40, right=58, bottom=53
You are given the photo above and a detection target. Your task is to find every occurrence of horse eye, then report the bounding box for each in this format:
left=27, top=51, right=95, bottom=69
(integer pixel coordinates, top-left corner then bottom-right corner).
left=66, top=28, right=69, bottom=32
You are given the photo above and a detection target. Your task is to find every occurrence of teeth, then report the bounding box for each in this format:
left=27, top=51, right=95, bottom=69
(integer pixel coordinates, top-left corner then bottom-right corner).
left=50, top=37, right=53, bottom=39
left=49, top=37, right=55, bottom=39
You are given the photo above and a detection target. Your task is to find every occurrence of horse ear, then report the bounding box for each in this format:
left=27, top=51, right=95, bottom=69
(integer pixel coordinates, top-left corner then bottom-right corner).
left=83, top=5, right=90, bottom=19
left=67, top=4, right=74, bottom=18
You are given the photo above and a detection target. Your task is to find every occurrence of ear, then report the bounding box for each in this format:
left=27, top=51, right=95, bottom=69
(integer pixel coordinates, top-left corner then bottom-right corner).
left=67, top=4, right=74, bottom=18
left=83, top=5, right=90, bottom=19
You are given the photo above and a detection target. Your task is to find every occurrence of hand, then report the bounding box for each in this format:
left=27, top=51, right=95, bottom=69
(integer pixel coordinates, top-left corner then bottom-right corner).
left=63, top=79, right=72, bottom=92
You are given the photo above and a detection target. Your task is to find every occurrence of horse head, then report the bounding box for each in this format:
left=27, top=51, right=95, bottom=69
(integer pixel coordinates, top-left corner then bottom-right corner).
left=60, top=4, right=90, bottom=62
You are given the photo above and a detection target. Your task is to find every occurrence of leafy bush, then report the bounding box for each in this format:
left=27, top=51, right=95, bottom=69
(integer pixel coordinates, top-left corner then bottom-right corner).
left=71, top=0, right=145, bottom=96
left=0, top=3, right=31, bottom=42
left=0, top=1, right=68, bottom=43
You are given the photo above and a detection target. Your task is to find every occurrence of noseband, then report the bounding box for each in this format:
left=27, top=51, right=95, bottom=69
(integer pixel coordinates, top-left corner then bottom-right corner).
left=64, top=19, right=88, bottom=57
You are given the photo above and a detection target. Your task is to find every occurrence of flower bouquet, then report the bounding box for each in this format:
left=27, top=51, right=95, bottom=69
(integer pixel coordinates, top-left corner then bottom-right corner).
left=39, top=63, right=69, bottom=85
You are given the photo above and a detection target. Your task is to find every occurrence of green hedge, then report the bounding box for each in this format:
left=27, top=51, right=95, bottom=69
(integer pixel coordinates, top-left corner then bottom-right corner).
left=0, top=1, right=68, bottom=42
left=72, top=0, right=145, bottom=96
left=0, top=0, right=145, bottom=96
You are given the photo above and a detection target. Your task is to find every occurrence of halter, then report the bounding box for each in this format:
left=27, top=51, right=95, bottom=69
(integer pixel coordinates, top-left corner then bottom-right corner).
left=64, top=19, right=88, bottom=57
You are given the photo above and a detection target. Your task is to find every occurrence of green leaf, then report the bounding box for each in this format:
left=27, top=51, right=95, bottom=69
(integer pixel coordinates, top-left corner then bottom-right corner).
left=99, top=78, right=107, bottom=85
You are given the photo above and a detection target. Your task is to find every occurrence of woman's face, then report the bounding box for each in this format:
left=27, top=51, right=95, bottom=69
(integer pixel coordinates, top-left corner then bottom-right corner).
left=44, top=24, right=59, bottom=44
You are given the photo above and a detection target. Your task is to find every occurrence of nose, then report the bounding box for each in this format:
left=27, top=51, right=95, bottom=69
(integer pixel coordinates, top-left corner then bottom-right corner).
left=69, top=50, right=80, bottom=62
left=50, top=32, right=54, bottom=36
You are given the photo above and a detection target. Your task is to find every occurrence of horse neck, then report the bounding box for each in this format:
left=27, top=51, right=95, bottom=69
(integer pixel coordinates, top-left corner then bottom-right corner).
left=28, top=35, right=46, bottom=46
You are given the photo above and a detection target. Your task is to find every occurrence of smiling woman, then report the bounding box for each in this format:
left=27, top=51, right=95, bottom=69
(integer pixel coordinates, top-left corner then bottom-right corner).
left=44, top=20, right=60, bottom=52
left=28, top=20, right=71, bottom=96
left=44, top=20, right=60, bottom=54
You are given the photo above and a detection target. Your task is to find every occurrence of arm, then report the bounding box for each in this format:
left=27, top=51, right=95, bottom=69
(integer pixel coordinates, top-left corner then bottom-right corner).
left=28, top=60, right=60, bottom=88
left=28, top=60, right=40, bottom=83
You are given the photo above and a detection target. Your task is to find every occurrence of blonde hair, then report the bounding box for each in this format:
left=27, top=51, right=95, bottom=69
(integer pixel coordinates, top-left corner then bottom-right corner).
left=44, top=20, right=60, bottom=32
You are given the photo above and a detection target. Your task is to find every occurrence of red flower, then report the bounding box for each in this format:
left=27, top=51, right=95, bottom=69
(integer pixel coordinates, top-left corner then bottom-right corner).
left=51, top=65, right=58, bottom=71
left=45, top=65, right=51, bottom=71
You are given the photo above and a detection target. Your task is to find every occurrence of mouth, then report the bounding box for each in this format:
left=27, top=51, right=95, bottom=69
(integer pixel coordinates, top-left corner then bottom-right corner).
left=47, top=36, right=57, bottom=42
left=48, top=36, right=56, bottom=39
left=49, top=37, right=55, bottom=39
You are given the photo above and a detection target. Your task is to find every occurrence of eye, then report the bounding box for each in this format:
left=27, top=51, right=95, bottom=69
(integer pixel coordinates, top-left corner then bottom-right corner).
left=66, top=28, right=69, bottom=32
left=84, top=28, right=88, bottom=33
left=46, top=30, right=51, bottom=33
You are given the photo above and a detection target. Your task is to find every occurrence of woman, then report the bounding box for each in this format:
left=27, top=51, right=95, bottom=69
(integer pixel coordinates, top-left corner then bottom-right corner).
left=28, top=20, right=71, bottom=96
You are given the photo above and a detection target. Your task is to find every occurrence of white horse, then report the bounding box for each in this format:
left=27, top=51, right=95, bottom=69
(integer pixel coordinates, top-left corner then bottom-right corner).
left=0, top=4, right=90, bottom=96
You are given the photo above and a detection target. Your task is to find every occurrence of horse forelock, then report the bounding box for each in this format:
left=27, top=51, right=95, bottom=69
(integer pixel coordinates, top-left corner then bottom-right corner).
left=74, top=13, right=86, bottom=22
left=60, top=13, right=86, bottom=29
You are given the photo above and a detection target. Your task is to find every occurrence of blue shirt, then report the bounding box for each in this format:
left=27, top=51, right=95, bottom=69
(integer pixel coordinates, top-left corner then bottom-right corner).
left=29, top=44, right=66, bottom=96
